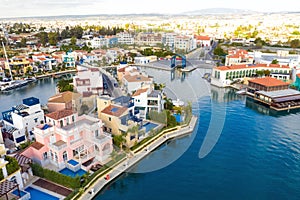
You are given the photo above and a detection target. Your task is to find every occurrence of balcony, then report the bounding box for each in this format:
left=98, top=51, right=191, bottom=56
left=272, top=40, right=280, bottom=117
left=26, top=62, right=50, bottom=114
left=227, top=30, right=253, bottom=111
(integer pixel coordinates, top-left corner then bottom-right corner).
left=50, top=140, right=67, bottom=151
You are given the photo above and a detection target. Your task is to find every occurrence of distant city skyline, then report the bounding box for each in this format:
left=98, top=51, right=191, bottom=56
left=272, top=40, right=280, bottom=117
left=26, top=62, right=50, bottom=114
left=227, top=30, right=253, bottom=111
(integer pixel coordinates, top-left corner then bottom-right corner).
left=0, top=0, right=300, bottom=18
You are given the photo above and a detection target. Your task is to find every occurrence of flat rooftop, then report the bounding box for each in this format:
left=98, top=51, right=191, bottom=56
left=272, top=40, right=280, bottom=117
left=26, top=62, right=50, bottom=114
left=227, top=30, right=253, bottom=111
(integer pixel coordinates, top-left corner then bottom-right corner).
left=256, top=89, right=300, bottom=98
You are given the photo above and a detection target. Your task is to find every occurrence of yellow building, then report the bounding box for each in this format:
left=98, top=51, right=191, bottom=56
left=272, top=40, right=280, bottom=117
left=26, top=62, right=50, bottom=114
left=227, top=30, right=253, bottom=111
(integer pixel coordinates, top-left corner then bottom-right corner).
left=9, top=56, right=33, bottom=75
left=97, top=97, right=138, bottom=147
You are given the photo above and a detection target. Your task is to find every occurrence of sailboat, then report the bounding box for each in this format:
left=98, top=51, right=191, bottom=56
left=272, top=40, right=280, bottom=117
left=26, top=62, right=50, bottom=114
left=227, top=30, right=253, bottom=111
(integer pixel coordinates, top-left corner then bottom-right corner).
left=0, top=42, right=29, bottom=92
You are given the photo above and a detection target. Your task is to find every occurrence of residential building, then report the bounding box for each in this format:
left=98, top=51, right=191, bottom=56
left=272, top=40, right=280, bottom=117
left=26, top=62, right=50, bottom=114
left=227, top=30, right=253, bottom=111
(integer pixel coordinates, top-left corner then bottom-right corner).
left=32, top=53, right=57, bottom=71
left=162, top=33, right=177, bottom=49
left=47, top=91, right=82, bottom=113
left=134, top=56, right=157, bottom=64
left=97, top=98, right=138, bottom=147
left=21, top=111, right=113, bottom=168
left=174, top=35, right=196, bottom=53
left=225, top=49, right=254, bottom=66
left=9, top=56, right=33, bottom=75
left=89, top=36, right=109, bottom=49
left=122, top=74, right=153, bottom=94
left=194, top=35, right=211, bottom=47
left=132, top=87, right=163, bottom=119
left=62, top=52, right=76, bottom=68
left=73, top=67, right=103, bottom=95
left=1, top=97, right=44, bottom=145
left=116, top=32, right=134, bottom=45
left=136, top=32, right=162, bottom=46
left=211, top=64, right=291, bottom=87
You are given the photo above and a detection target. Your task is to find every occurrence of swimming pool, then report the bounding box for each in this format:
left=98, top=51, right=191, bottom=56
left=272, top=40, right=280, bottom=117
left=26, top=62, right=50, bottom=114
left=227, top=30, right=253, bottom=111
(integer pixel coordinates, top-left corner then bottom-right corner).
left=59, top=168, right=87, bottom=177
left=25, top=187, right=59, bottom=200
left=142, top=122, right=158, bottom=132
left=12, top=189, right=27, bottom=197
left=67, top=159, right=79, bottom=166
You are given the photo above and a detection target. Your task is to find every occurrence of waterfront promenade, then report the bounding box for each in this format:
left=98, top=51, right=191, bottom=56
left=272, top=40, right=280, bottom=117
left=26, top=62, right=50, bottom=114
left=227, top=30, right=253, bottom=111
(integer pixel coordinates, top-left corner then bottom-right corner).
left=80, top=115, right=198, bottom=200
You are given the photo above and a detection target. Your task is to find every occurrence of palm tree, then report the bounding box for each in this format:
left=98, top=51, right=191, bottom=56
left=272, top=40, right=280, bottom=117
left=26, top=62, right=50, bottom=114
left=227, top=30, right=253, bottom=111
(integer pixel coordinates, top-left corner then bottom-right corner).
left=113, top=134, right=126, bottom=151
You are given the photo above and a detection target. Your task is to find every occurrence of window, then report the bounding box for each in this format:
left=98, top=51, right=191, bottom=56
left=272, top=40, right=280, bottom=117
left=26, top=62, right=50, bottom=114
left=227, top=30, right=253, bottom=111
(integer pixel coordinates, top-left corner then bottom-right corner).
left=63, top=151, right=68, bottom=161
left=60, top=120, right=63, bottom=127
left=43, top=152, right=48, bottom=160
left=72, top=116, right=75, bottom=122
left=109, top=117, right=111, bottom=121
left=34, top=118, right=38, bottom=123
left=95, top=130, right=99, bottom=137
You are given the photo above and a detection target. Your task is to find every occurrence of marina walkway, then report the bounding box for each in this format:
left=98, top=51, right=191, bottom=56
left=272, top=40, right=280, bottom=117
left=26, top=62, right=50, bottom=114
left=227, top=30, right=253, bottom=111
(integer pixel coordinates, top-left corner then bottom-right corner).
left=80, top=116, right=198, bottom=200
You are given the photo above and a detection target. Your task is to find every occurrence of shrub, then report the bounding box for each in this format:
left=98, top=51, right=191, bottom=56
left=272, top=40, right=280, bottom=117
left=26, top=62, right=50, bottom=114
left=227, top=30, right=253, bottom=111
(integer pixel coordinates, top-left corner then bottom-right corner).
left=31, top=163, right=80, bottom=189
left=5, top=156, right=20, bottom=176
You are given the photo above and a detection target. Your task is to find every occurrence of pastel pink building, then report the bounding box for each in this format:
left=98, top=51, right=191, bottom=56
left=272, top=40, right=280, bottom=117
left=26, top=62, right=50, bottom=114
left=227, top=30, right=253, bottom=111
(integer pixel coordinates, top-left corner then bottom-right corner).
left=21, top=109, right=113, bottom=169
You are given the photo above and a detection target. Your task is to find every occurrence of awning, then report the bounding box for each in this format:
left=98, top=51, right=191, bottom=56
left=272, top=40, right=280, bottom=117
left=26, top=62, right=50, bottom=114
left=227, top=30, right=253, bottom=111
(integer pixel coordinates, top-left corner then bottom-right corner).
left=273, top=95, right=300, bottom=103
left=14, top=154, right=32, bottom=167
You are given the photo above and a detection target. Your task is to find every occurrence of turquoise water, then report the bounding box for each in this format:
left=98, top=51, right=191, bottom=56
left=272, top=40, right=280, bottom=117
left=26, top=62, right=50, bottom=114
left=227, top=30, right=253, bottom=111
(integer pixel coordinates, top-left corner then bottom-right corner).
left=25, top=187, right=59, bottom=200
left=59, top=168, right=86, bottom=177
left=68, top=159, right=79, bottom=166
left=12, top=189, right=27, bottom=197
left=143, top=122, right=158, bottom=132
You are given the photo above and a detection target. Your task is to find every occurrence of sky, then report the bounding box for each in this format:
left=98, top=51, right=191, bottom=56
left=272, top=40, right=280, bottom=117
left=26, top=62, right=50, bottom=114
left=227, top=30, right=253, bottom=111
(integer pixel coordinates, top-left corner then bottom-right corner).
left=0, top=0, right=300, bottom=18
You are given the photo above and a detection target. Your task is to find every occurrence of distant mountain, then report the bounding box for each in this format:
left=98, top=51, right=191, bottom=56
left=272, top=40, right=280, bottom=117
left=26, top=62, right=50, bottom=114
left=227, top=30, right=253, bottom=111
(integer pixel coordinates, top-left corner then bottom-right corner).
left=182, top=8, right=259, bottom=15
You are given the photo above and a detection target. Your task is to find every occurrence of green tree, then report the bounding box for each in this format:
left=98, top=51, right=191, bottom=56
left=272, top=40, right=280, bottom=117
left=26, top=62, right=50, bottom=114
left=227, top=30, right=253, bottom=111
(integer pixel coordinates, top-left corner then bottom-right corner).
left=37, top=32, right=48, bottom=46
left=213, top=45, right=226, bottom=56
left=290, top=39, right=300, bottom=49
left=271, top=59, right=279, bottom=64
left=264, top=70, right=271, bottom=76
left=256, top=70, right=264, bottom=77
left=113, top=134, right=126, bottom=151
left=20, top=38, right=27, bottom=47
left=56, top=79, right=74, bottom=92
left=70, top=36, right=77, bottom=46
left=48, top=32, right=58, bottom=46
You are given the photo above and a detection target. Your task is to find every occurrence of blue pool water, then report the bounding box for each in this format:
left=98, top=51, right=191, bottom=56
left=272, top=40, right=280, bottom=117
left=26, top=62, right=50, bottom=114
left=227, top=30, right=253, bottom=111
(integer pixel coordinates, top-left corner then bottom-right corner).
left=59, top=168, right=86, bottom=177
left=173, top=113, right=182, bottom=122
left=95, top=96, right=300, bottom=200
left=25, top=187, right=59, bottom=200
left=12, top=189, right=27, bottom=197
left=142, top=122, right=158, bottom=132
left=67, top=159, right=79, bottom=166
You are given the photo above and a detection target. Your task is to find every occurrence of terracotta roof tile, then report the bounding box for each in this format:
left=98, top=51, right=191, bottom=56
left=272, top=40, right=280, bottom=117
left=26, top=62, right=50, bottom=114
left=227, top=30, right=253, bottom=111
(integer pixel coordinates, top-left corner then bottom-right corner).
left=132, top=88, right=149, bottom=97
left=101, top=105, right=127, bottom=117
left=248, top=77, right=289, bottom=87
left=123, top=74, right=151, bottom=82
left=48, top=91, right=81, bottom=103
left=216, top=64, right=289, bottom=71
left=46, top=109, right=74, bottom=120
left=31, top=142, right=44, bottom=150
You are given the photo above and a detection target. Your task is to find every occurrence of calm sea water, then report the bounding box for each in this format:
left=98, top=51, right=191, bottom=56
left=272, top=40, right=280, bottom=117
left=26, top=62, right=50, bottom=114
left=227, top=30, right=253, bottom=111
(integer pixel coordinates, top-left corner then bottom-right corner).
left=94, top=68, right=300, bottom=200
left=1, top=68, right=300, bottom=200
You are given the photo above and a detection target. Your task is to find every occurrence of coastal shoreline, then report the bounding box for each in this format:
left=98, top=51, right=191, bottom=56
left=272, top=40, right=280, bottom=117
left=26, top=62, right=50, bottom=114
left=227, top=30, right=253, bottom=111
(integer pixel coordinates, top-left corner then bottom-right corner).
left=80, top=115, right=198, bottom=200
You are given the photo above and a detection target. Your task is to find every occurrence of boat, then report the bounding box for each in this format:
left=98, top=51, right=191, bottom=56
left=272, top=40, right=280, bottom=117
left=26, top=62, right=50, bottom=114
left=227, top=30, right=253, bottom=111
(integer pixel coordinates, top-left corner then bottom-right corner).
left=25, top=77, right=37, bottom=83
left=236, top=89, right=246, bottom=95
left=0, top=80, right=29, bottom=92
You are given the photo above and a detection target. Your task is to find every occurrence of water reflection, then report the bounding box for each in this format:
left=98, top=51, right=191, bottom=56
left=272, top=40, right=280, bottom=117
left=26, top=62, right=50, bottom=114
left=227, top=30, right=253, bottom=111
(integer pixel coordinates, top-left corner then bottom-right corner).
left=245, top=97, right=300, bottom=117
left=210, top=85, right=245, bottom=103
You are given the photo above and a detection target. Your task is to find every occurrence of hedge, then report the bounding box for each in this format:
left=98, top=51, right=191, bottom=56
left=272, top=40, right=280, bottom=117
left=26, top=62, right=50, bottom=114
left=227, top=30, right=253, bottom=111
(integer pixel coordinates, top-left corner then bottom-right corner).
left=31, top=163, right=81, bottom=189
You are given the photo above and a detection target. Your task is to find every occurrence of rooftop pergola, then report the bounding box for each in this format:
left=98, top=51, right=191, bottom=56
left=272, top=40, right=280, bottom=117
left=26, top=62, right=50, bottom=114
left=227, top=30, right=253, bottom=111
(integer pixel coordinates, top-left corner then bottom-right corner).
left=0, top=180, right=20, bottom=200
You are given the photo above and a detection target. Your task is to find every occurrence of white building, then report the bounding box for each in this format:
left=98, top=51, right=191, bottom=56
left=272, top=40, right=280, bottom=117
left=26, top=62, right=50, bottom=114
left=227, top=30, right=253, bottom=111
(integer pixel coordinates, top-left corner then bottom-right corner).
left=134, top=56, right=157, bottom=64
left=122, top=74, right=153, bottom=94
left=211, top=64, right=291, bottom=87
left=132, top=87, right=163, bottom=119
left=89, top=37, right=109, bottom=49
left=174, top=35, right=196, bottom=53
left=1, top=97, right=45, bottom=145
left=225, top=49, right=254, bottom=66
left=73, top=67, right=103, bottom=95
left=162, top=33, right=177, bottom=49
left=116, top=32, right=134, bottom=45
